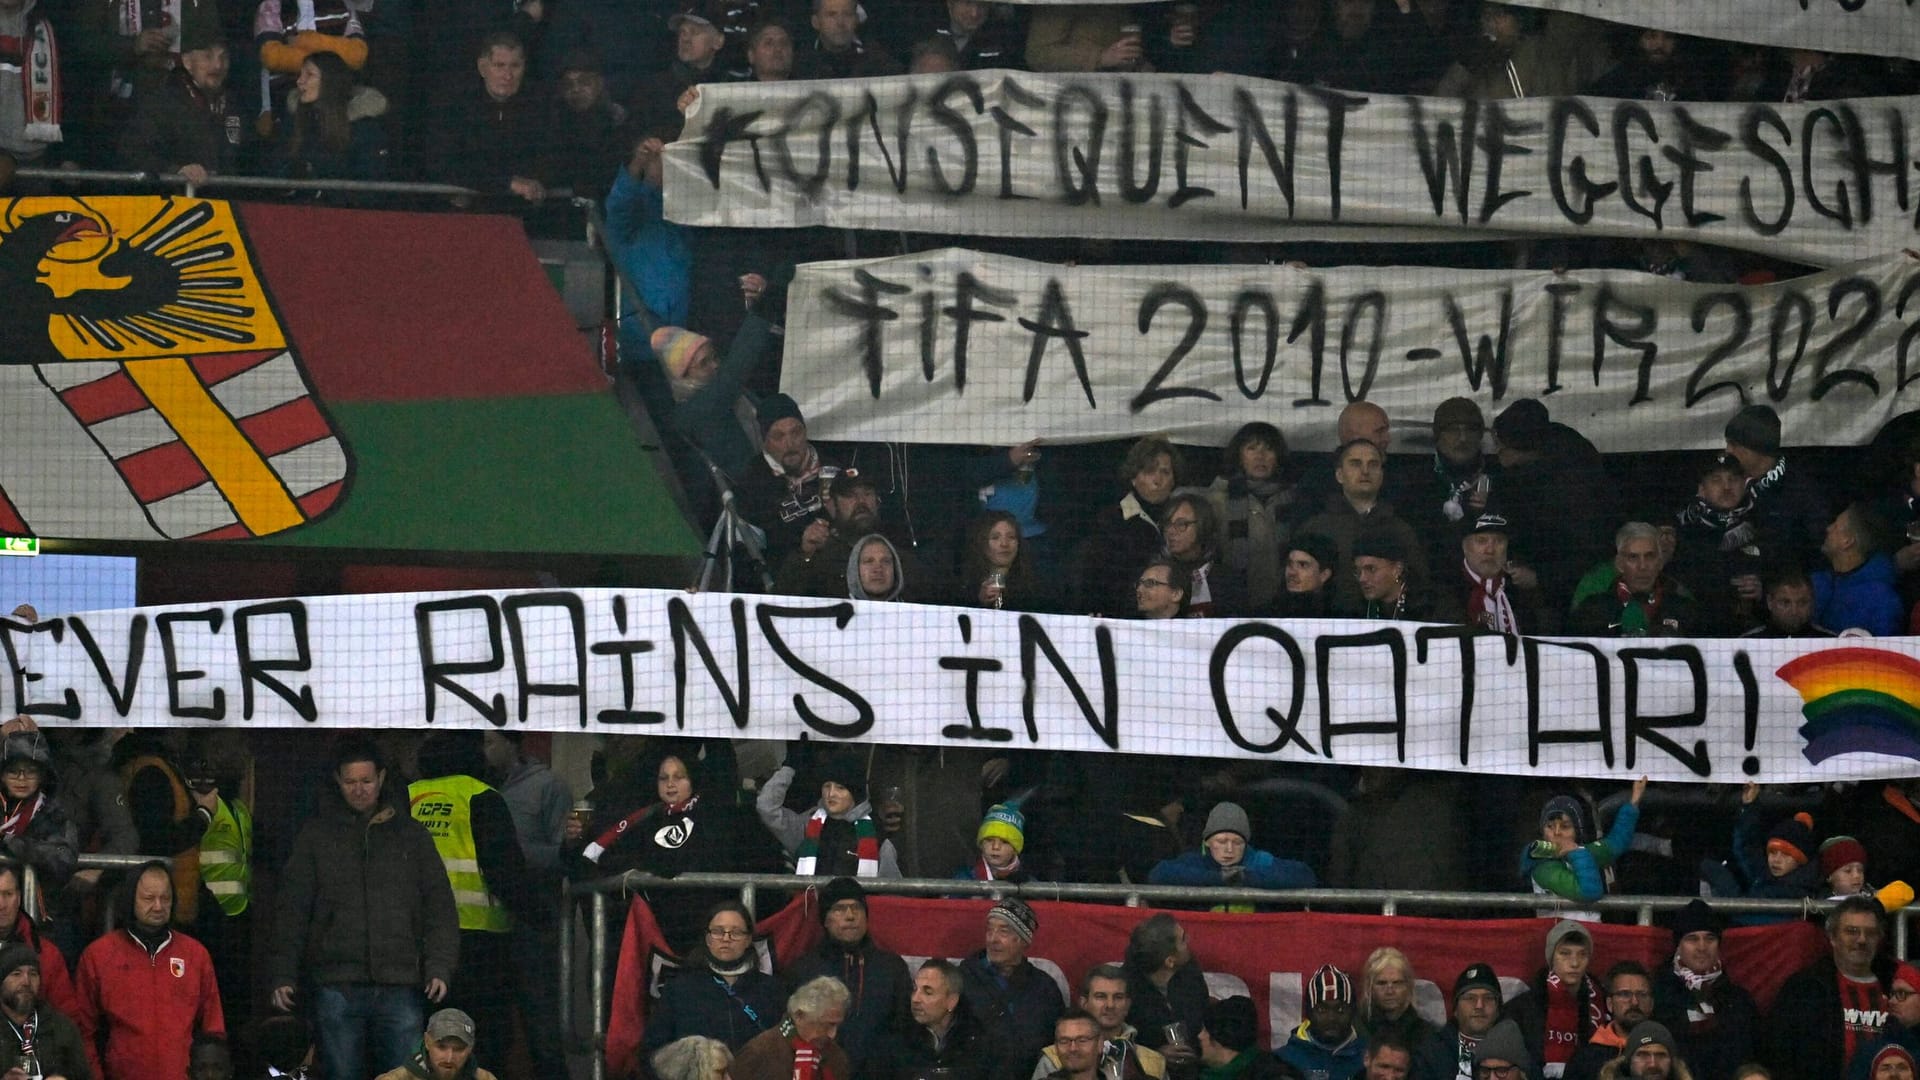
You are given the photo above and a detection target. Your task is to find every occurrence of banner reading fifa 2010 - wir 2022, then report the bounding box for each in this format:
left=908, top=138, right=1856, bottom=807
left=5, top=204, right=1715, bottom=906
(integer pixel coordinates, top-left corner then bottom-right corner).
left=663, top=71, right=1920, bottom=268
left=781, top=248, right=1920, bottom=452
left=7, top=588, right=1920, bottom=786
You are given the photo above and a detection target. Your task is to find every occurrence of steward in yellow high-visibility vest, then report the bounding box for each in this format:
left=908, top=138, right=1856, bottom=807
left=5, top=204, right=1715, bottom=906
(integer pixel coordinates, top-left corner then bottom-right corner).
left=197, top=794, right=252, bottom=916
left=411, top=733, right=531, bottom=1069
left=408, top=774, right=511, bottom=932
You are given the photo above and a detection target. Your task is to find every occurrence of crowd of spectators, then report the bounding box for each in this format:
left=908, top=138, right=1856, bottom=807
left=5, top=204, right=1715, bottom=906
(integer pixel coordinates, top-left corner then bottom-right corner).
left=632, top=887, right=1920, bottom=1080
left=1, top=1, right=1917, bottom=1079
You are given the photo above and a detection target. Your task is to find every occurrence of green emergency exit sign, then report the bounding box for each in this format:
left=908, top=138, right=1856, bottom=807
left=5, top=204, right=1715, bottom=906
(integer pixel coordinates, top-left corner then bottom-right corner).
left=0, top=538, right=38, bottom=556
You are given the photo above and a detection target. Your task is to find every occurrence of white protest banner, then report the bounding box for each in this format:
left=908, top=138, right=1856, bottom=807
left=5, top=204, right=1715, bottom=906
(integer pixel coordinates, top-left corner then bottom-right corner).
left=961, top=0, right=1920, bottom=63
left=664, top=71, right=1920, bottom=268
left=782, top=247, right=1920, bottom=452
left=5, top=587, right=1918, bottom=785
left=1498, top=0, right=1920, bottom=63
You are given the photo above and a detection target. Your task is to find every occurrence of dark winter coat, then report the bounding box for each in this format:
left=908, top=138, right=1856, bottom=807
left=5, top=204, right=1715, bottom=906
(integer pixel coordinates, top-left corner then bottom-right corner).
left=1762, top=952, right=1897, bottom=1080
left=786, top=936, right=912, bottom=1076
left=960, top=953, right=1065, bottom=1080
left=268, top=791, right=459, bottom=991
left=1502, top=971, right=1605, bottom=1076
left=642, top=965, right=784, bottom=1057
left=892, top=1003, right=1003, bottom=1080
left=1650, top=965, right=1759, bottom=1080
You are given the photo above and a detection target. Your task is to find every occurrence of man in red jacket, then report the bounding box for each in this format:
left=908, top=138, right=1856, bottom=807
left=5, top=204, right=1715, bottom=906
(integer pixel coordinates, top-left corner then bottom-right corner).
left=0, top=861, right=79, bottom=1021
left=74, top=860, right=224, bottom=1080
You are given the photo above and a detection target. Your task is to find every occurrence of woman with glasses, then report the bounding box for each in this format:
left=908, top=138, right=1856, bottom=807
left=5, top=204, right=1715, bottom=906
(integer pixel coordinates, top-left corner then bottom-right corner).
left=1161, top=491, right=1246, bottom=618
left=0, top=726, right=76, bottom=921
left=642, top=900, right=784, bottom=1061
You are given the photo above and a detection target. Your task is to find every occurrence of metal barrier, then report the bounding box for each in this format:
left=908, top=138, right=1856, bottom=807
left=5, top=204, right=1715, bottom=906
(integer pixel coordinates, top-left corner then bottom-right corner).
left=561, top=870, right=1907, bottom=1080
left=13, top=167, right=482, bottom=200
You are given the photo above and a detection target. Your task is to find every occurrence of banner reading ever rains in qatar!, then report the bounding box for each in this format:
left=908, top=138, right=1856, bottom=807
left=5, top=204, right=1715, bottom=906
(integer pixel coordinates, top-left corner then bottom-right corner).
left=12, top=587, right=1920, bottom=785
left=782, top=247, right=1920, bottom=452
left=663, top=71, right=1920, bottom=269
left=603, top=894, right=1830, bottom=1078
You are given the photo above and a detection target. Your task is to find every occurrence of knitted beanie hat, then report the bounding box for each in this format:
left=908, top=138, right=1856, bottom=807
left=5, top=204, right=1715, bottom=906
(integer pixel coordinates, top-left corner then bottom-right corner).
left=977, top=804, right=1026, bottom=854
left=1203, top=802, right=1251, bottom=843
left=1766, top=812, right=1816, bottom=866
left=651, top=327, right=712, bottom=380
left=1820, top=835, right=1869, bottom=880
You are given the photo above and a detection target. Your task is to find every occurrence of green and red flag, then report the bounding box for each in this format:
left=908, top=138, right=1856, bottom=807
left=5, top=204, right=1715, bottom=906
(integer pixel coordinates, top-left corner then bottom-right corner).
left=0, top=196, right=696, bottom=557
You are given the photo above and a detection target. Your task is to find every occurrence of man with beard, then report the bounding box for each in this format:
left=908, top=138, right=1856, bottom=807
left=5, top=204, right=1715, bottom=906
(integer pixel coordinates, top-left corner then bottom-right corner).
left=375, top=1009, right=498, bottom=1080
left=1604, top=1022, right=1689, bottom=1080
left=1274, top=534, right=1339, bottom=618
left=784, top=878, right=910, bottom=1078
left=116, top=30, right=248, bottom=180
left=1413, top=964, right=1504, bottom=1080
left=1034, top=965, right=1166, bottom=1080
left=1567, top=963, right=1656, bottom=1080
left=1043, top=1011, right=1103, bottom=1080
left=1588, top=28, right=1709, bottom=101
left=0, top=941, right=89, bottom=1079
left=1432, top=514, right=1537, bottom=634
left=0, top=862, right=80, bottom=1023
left=773, top=469, right=944, bottom=601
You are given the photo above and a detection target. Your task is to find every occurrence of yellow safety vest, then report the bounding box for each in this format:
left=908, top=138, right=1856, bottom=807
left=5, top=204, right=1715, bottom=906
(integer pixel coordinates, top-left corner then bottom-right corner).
left=408, top=775, right=511, bottom=933
left=197, top=796, right=252, bottom=916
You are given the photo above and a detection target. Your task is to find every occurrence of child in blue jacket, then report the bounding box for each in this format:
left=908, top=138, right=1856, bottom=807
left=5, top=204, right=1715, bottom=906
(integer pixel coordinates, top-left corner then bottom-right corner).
left=1147, top=802, right=1316, bottom=895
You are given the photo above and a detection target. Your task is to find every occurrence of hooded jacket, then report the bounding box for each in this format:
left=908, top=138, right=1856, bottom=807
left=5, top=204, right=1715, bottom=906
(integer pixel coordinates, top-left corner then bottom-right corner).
left=1276, top=1020, right=1365, bottom=1080
left=754, top=765, right=901, bottom=878
left=0, top=731, right=78, bottom=891
left=268, top=782, right=458, bottom=991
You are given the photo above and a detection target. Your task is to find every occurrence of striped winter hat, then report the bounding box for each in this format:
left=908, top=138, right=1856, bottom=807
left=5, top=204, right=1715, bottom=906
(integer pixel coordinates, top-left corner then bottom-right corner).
left=651, top=327, right=712, bottom=379
left=1307, top=963, right=1352, bottom=1007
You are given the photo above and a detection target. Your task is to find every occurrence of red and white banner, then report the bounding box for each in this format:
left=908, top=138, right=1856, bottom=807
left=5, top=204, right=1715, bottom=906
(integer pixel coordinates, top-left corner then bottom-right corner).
left=604, top=893, right=1829, bottom=1078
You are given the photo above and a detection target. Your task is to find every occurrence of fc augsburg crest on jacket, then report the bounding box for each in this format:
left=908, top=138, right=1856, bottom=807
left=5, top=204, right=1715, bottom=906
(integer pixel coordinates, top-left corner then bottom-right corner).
left=0, top=196, right=348, bottom=541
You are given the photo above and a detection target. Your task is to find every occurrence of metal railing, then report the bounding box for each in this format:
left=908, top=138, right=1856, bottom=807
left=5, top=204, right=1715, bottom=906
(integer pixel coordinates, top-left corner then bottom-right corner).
left=560, top=870, right=1902, bottom=1080
left=14, top=167, right=482, bottom=201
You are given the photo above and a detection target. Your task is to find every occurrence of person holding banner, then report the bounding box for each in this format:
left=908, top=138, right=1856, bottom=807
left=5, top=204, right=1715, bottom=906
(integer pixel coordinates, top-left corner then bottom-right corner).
left=1523, top=783, right=1644, bottom=908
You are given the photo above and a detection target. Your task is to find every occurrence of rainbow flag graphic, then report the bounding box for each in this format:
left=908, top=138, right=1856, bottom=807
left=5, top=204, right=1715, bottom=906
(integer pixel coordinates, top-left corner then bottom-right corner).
left=1777, top=647, right=1920, bottom=764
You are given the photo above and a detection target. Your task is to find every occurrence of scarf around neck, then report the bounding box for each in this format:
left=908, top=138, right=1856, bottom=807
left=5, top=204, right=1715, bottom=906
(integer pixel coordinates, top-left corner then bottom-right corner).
left=974, top=854, right=1021, bottom=881
left=0, top=13, right=61, bottom=145
left=1546, top=971, right=1608, bottom=1036
left=0, top=792, right=41, bottom=839
left=1673, top=953, right=1723, bottom=992
left=1464, top=558, right=1518, bottom=634
left=794, top=806, right=878, bottom=877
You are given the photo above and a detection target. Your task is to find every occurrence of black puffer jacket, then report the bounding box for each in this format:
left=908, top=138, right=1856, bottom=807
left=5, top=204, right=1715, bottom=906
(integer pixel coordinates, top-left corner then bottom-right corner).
left=268, top=787, right=459, bottom=991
